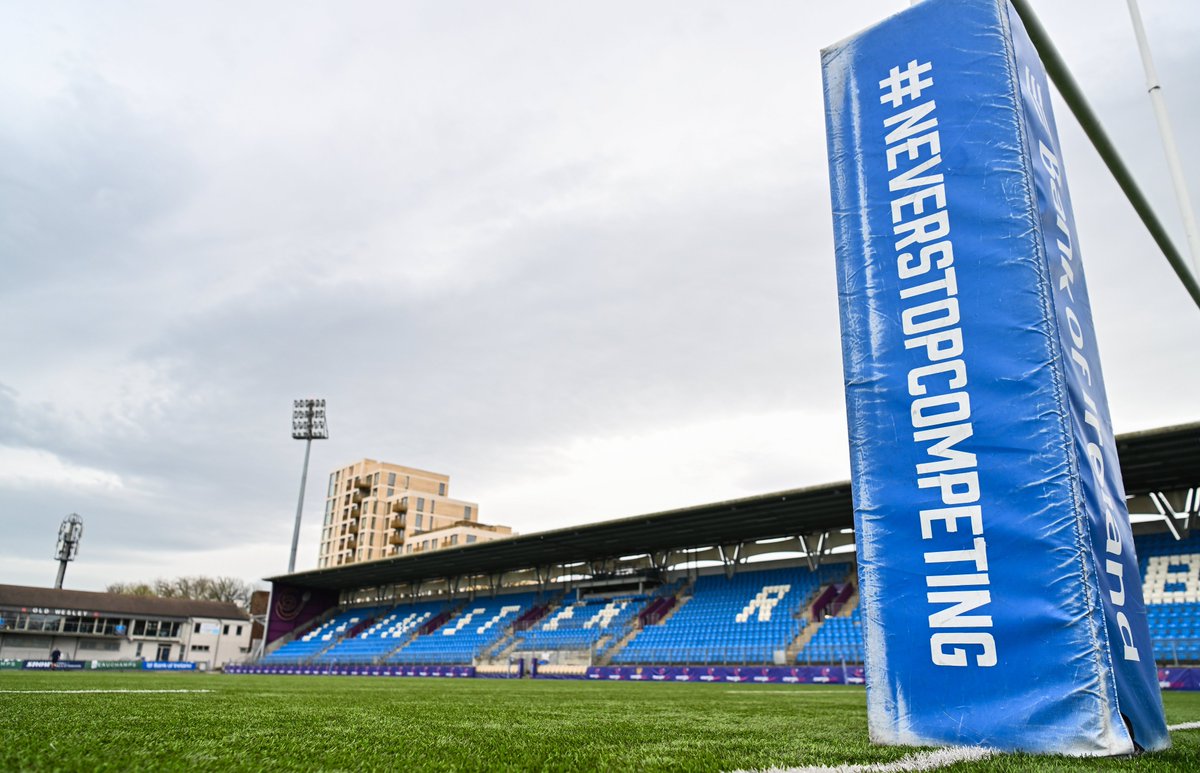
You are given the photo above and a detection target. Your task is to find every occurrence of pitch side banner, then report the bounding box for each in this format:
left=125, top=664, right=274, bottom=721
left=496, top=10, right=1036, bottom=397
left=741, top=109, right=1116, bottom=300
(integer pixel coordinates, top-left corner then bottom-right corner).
left=821, top=0, right=1167, bottom=754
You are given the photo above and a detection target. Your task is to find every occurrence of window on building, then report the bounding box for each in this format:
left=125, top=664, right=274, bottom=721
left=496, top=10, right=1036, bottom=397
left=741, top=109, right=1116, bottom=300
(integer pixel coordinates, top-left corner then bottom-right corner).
left=133, top=620, right=181, bottom=638
left=449, top=535, right=458, bottom=546
left=194, top=623, right=202, bottom=634
left=386, top=488, right=394, bottom=497
left=439, top=482, right=446, bottom=496
left=415, top=514, right=423, bottom=530
left=236, top=625, right=243, bottom=636
left=191, top=645, right=211, bottom=653
left=374, top=472, right=380, bottom=485
left=223, top=624, right=230, bottom=635
left=467, top=535, right=477, bottom=544
left=388, top=472, right=396, bottom=486
left=430, top=501, right=436, bottom=514
left=464, top=506, right=472, bottom=520
left=417, top=497, right=425, bottom=511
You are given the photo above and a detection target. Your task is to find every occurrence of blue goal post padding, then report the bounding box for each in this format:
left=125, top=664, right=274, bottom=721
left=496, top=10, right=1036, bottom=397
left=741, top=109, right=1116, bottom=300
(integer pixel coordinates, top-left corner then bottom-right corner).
left=821, top=0, right=1168, bottom=755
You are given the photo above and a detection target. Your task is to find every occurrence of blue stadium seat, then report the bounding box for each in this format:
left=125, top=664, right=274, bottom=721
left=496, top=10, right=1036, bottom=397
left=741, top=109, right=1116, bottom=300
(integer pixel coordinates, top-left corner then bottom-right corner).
left=316, top=599, right=448, bottom=664
left=263, top=606, right=388, bottom=663
left=614, top=564, right=849, bottom=665
left=389, top=592, right=542, bottom=665
left=515, top=593, right=646, bottom=653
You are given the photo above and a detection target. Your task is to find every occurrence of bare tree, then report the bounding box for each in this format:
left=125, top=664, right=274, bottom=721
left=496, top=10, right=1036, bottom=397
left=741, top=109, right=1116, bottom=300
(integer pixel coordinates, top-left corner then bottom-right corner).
left=105, top=582, right=156, bottom=597
left=108, top=576, right=253, bottom=609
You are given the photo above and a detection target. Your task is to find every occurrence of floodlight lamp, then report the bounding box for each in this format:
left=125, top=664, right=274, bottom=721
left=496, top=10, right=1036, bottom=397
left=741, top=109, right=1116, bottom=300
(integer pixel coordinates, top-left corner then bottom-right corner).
left=54, top=513, right=83, bottom=562
left=291, top=398, right=329, bottom=440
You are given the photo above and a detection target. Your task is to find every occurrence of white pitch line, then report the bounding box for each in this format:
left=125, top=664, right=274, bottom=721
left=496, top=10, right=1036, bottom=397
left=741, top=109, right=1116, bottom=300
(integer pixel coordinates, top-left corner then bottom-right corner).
left=733, top=722, right=1200, bottom=773
left=727, top=746, right=993, bottom=773
left=0, top=689, right=213, bottom=695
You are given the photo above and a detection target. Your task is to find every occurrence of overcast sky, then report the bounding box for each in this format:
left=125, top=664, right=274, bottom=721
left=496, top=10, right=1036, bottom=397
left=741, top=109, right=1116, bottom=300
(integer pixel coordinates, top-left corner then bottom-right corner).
left=1, top=1, right=1197, bottom=592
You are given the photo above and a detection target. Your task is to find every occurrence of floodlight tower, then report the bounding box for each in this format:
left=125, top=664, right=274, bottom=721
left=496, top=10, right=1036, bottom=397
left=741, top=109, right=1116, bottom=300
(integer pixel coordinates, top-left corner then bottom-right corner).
left=54, top=513, right=84, bottom=589
left=289, top=399, right=328, bottom=574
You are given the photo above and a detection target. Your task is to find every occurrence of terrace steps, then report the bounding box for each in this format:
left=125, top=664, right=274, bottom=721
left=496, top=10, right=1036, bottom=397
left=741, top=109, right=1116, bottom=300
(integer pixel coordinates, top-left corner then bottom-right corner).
left=596, top=624, right=642, bottom=666
left=375, top=628, right=423, bottom=663
left=785, top=618, right=823, bottom=661
left=784, top=576, right=853, bottom=661
left=599, top=584, right=693, bottom=665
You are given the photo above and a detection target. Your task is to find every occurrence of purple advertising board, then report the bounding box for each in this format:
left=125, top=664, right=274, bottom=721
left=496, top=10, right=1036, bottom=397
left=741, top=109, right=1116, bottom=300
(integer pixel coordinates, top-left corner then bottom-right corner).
left=224, top=663, right=475, bottom=678
left=583, top=665, right=866, bottom=684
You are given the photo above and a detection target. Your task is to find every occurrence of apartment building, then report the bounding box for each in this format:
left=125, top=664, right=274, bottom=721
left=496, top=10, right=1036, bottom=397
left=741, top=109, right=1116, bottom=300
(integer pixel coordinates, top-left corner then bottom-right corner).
left=318, top=460, right=514, bottom=568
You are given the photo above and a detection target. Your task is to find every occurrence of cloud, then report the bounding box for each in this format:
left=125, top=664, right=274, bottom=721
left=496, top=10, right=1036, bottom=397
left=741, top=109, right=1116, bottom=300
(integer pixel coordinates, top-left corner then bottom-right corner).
left=0, top=0, right=1196, bottom=591
left=480, top=409, right=850, bottom=531
left=0, top=447, right=123, bottom=491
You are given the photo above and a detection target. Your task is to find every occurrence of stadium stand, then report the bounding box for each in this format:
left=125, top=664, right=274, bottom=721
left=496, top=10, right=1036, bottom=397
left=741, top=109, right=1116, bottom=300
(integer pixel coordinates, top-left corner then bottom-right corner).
left=390, top=592, right=542, bottom=664
left=316, top=599, right=448, bottom=663
left=612, top=564, right=849, bottom=665
left=1140, top=531, right=1200, bottom=664
left=262, top=606, right=387, bottom=663
left=515, top=591, right=646, bottom=653
left=256, top=425, right=1195, bottom=673
left=259, top=531, right=1200, bottom=668
left=799, top=607, right=863, bottom=664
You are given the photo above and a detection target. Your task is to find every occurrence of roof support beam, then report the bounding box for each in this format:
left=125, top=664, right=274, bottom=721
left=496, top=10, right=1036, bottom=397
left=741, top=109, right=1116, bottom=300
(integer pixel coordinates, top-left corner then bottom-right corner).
left=1149, top=489, right=1195, bottom=539
left=799, top=531, right=831, bottom=572
left=718, top=543, right=744, bottom=579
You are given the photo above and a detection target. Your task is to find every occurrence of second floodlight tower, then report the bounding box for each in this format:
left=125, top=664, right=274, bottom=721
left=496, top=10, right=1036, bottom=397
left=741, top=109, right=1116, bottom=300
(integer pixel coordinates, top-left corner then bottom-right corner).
left=54, top=513, right=84, bottom=589
left=289, top=398, right=328, bottom=574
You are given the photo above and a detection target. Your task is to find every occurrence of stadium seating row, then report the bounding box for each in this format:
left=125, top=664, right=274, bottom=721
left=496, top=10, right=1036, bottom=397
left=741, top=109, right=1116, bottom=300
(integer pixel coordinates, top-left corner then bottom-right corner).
left=614, top=564, right=847, bottom=665
left=261, top=531, right=1200, bottom=667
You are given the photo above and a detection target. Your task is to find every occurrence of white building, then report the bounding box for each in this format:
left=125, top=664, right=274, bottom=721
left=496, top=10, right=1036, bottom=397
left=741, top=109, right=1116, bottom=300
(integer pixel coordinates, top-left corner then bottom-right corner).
left=0, top=584, right=251, bottom=670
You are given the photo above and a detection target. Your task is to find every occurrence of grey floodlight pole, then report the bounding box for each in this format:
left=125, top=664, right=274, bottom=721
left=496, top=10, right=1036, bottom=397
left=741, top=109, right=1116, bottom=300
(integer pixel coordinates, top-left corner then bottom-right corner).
left=54, top=513, right=83, bottom=589
left=288, top=399, right=328, bottom=574
left=1126, top=0, right=1200, bottom=280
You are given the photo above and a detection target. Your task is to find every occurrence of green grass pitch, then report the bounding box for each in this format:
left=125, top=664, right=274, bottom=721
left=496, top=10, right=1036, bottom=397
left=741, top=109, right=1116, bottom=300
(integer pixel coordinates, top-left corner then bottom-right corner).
left=2, top=672, right=1200, bottom=771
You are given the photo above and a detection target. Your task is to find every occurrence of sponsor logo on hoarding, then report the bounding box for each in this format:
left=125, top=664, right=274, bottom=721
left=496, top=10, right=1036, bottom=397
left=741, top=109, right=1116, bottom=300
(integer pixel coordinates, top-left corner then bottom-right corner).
left=24, top=660, right=86, bottom=670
